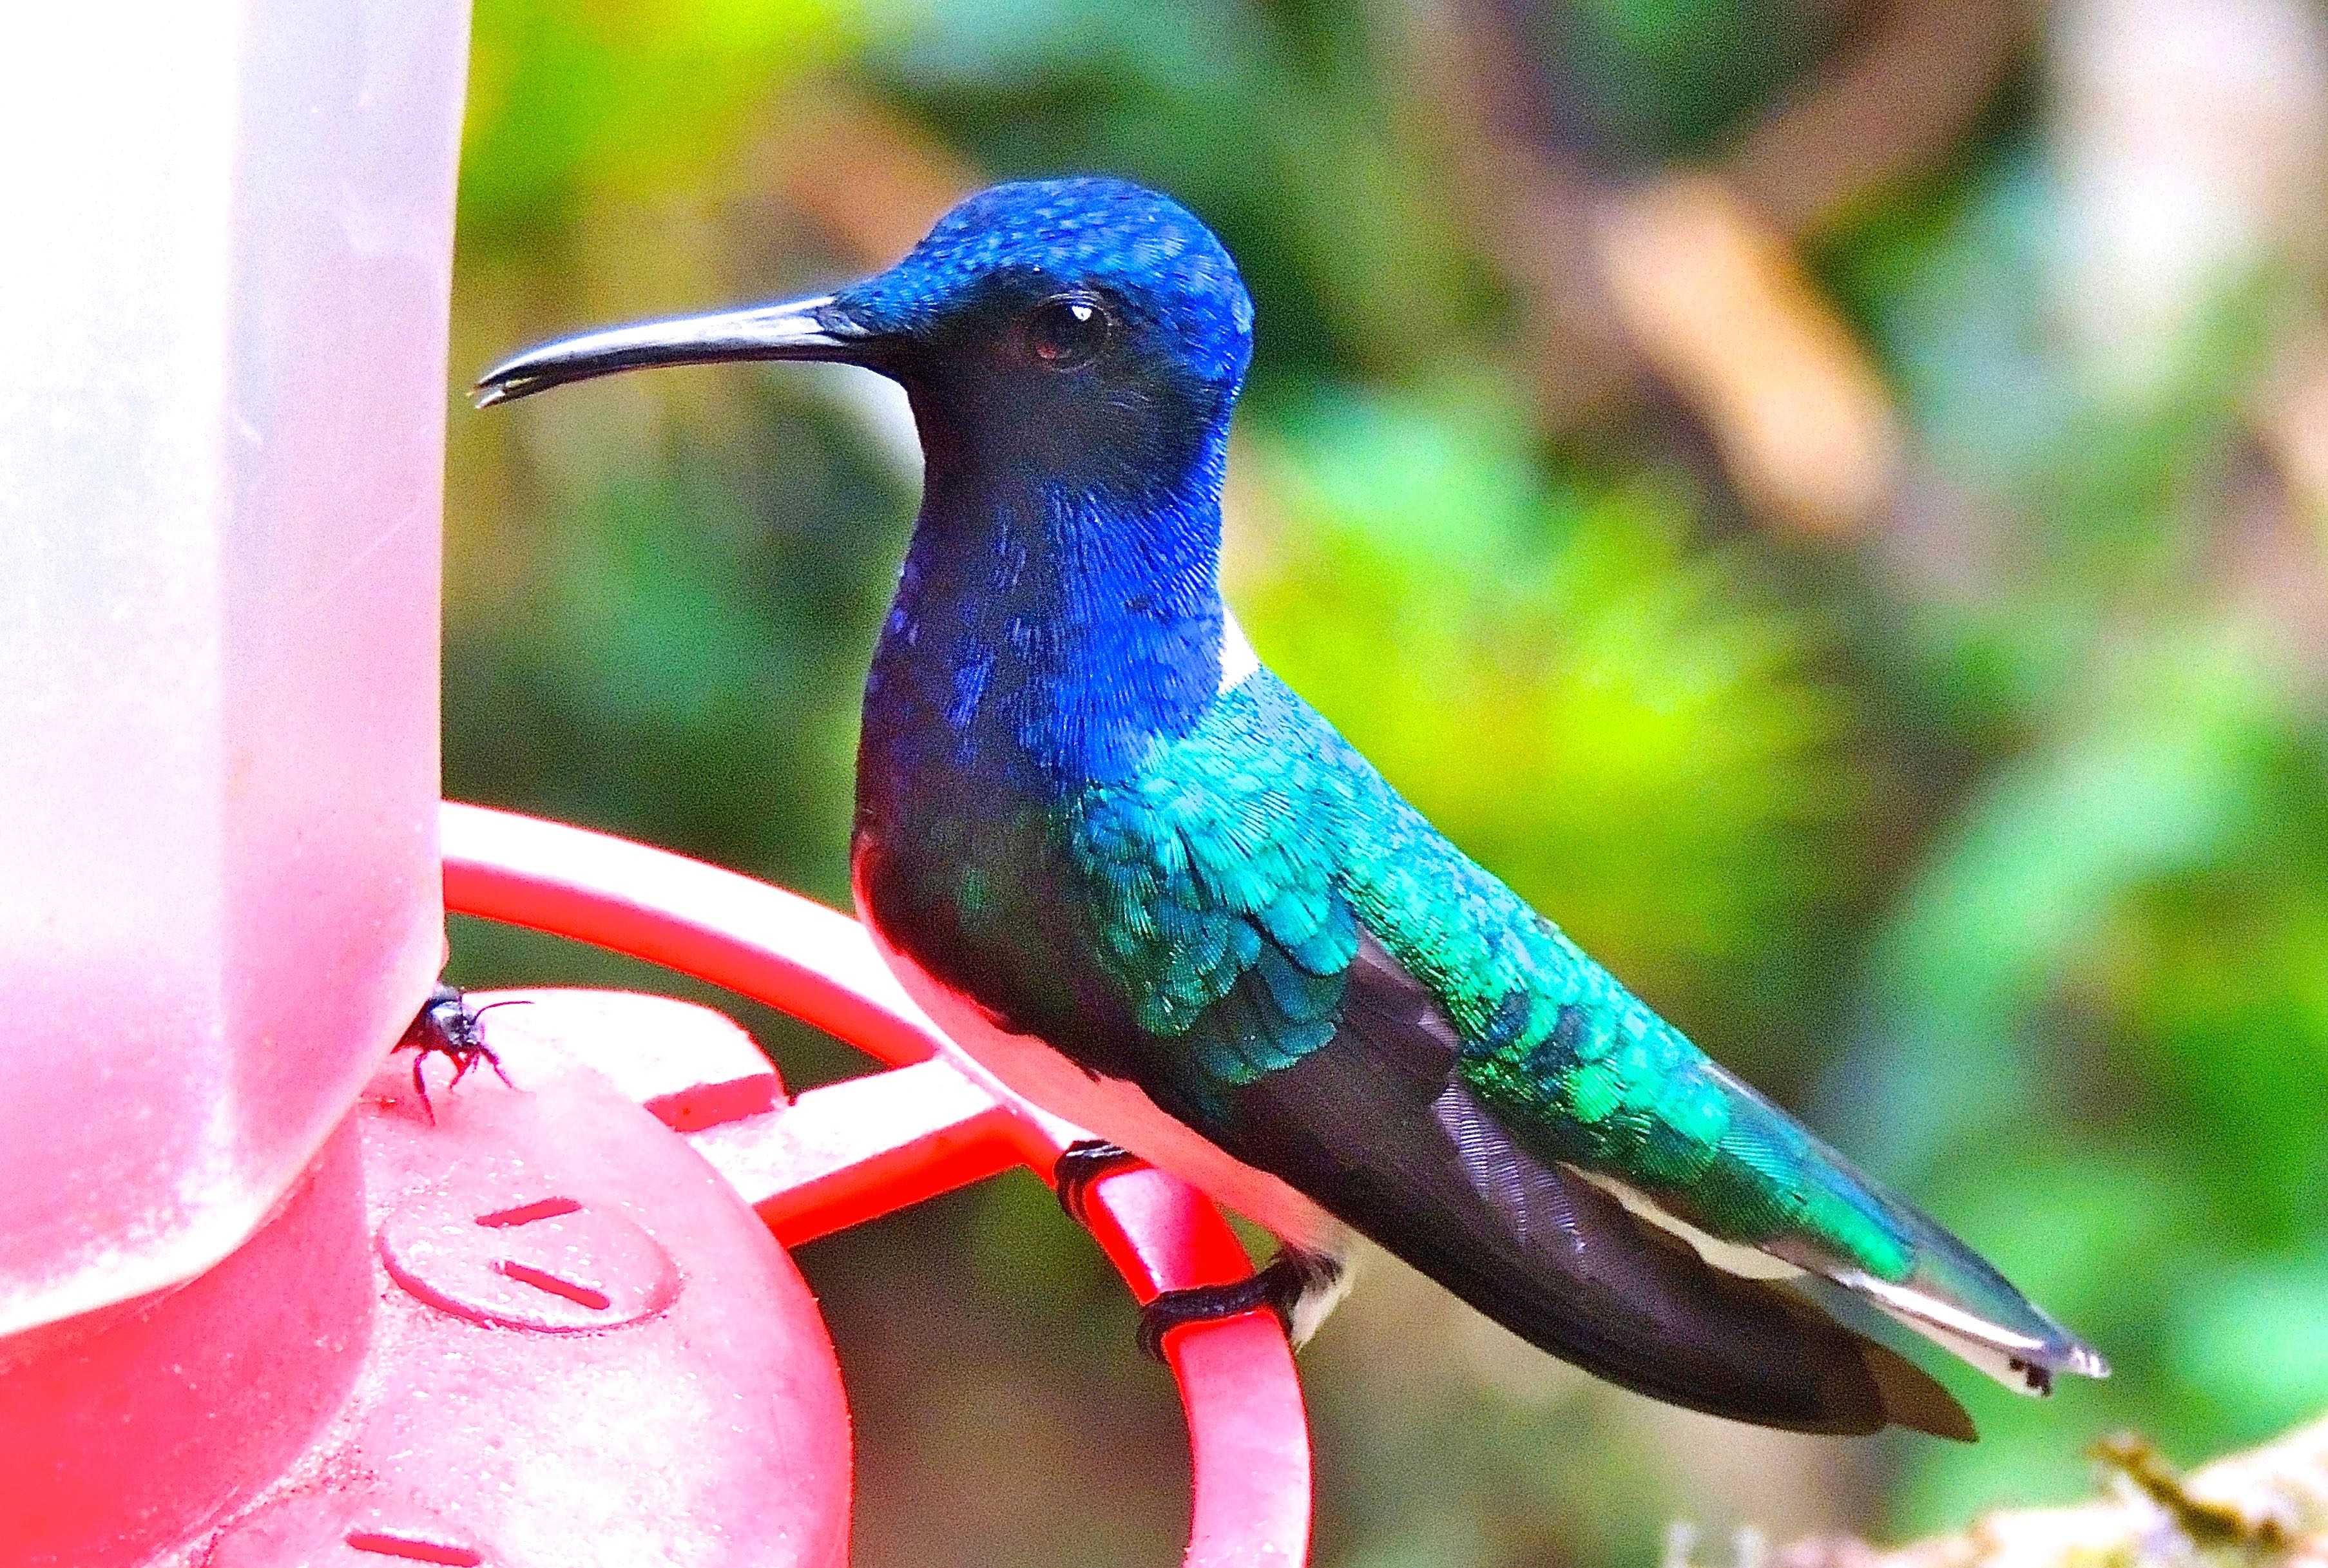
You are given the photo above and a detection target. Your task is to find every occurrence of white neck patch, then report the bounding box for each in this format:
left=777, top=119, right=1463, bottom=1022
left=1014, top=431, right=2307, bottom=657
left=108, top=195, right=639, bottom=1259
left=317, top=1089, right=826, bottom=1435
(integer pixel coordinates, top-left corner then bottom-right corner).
left=1219, top=609, right=1261, bottom=691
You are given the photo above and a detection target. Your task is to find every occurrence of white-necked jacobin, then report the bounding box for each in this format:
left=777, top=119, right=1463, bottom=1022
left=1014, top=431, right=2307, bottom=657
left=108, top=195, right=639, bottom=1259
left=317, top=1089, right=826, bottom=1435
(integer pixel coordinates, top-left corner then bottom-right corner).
left=476, top=177, right=2106, bottom=1438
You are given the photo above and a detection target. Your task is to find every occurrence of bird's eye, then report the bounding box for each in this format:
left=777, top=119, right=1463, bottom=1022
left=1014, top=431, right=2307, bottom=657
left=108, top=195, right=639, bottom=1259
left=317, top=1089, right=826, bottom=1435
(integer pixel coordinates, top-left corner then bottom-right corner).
left=1024, top=294, right=1112, bottom=368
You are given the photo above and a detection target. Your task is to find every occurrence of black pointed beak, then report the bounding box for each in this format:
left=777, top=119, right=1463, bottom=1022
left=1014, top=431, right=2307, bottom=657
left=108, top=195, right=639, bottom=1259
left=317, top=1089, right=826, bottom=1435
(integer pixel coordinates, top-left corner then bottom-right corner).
left=472, top=294, right=882, bottom=408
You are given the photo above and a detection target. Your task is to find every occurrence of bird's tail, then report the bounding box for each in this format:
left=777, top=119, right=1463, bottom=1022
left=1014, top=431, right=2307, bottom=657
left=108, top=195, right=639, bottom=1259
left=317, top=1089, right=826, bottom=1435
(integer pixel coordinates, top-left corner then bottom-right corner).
left=1637, top=1062, right=2110, bottom=1395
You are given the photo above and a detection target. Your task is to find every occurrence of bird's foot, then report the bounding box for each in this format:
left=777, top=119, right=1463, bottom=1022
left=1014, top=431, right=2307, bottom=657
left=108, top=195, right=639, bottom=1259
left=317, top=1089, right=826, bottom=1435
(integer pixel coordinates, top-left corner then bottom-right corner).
left=394, top=982, right=523, bottom=1123
left=1137, top=1245, right=1345, bottom=1361
left=1053, top=1138, right=1145, bottom=1223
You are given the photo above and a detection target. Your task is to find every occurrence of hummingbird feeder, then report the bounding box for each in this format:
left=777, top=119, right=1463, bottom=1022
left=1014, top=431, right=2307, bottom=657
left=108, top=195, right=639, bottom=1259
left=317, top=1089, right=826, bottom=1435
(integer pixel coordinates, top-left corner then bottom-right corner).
left=0, top=4, right=1312, bottom=1564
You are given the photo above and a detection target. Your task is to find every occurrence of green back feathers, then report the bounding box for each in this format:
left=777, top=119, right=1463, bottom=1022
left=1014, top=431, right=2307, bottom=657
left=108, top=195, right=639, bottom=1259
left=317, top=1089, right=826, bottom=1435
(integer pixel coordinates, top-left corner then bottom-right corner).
left=1070, top=696, right=1360, bottom=1085
left=1065, top=673, right=1917, bottom=1285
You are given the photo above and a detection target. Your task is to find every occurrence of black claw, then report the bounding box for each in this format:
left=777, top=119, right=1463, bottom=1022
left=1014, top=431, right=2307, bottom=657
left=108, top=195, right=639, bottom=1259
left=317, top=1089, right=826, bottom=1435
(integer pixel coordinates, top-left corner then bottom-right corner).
left=1136, top=1249, right=1332, bottom=1361
left=1054, top=1138, right=1144, bottom=1223
left=395, top=982, right=524, bottom=1122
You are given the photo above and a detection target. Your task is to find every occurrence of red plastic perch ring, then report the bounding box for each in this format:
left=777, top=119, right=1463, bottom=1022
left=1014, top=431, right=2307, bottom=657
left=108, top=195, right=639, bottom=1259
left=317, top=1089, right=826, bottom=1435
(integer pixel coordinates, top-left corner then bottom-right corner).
left=440, top=802, right=1312, bottom=1568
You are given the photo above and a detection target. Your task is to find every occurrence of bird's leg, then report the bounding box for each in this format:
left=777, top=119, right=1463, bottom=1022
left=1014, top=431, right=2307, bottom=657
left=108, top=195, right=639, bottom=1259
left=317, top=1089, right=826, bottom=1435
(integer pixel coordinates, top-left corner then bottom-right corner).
left=1053, top=1138, right=1146, bottom=1223
left=1137, top=1244, right=1348, bottom=1361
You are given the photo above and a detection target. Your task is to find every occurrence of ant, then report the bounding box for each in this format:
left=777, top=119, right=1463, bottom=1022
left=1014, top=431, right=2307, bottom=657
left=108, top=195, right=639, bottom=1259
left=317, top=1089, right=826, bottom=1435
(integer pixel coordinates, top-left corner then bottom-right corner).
left=395, top=982, right=524, bottom=1122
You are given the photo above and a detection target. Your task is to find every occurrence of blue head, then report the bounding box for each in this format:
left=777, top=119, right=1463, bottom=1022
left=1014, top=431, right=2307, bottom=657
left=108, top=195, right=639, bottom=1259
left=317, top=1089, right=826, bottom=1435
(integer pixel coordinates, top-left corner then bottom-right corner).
left=479, top=175, right=1253, bottom=517
left=831, top=178, right=1253, bottom=505
left=476, top=177, right=1258, bottom=790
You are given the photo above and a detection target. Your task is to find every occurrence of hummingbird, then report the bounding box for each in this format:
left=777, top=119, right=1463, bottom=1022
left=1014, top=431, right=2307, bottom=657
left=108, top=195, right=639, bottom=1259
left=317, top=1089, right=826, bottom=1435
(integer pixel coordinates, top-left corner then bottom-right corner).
left=476, top=176, right=2106, bottom=1438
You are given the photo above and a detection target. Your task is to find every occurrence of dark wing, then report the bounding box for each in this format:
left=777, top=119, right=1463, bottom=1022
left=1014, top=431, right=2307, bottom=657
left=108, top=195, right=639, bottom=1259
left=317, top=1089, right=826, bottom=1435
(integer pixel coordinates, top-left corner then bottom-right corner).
left=1063, top=677, right=1983, bottom=1432
left=1213, top=938, right=1974, bottom=1440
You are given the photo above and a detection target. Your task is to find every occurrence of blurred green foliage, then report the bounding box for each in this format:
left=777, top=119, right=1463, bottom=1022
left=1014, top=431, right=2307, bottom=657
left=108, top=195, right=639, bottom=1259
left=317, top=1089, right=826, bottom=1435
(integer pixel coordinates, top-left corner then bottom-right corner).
left=1244, top=385, right=1853, bottom=1009
left=443, top=0, right=2328, bottom=1563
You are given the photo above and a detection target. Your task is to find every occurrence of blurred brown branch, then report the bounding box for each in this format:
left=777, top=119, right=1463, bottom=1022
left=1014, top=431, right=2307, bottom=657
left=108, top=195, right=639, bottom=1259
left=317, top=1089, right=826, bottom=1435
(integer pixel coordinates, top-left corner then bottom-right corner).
left=1760, top=1419, right=2328, bottom=1568
left=1731, top=0, right=2029, bottom=241
left=1414, top=0, right=2023, bottom=536
left=1593, top=176, right=1902, bottom=536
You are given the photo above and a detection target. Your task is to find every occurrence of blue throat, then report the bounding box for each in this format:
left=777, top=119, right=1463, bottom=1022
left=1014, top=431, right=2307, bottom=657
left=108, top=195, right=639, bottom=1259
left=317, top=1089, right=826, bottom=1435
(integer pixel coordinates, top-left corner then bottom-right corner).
left=861, top=425, right=1231, bottom=802
left=825, top=177, right=1256, bottom=816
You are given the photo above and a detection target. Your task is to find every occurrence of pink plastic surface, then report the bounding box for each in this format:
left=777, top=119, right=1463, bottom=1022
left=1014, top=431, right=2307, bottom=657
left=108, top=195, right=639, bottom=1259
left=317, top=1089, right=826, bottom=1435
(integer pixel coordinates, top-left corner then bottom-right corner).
left=443, top=803, right=1313, bottom=1568
left=0, top=0, right=467, bottom=1337
left=0, top=808, right=1306, bottom=1565
left=0, top=998, right=856, bottom=1568
left=0, top=1122, right=374, bottom=1567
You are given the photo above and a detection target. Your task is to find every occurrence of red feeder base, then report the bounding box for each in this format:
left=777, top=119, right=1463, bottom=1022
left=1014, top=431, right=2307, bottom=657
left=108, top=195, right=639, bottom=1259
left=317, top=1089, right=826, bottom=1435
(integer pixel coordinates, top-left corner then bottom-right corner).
left=0, top=807, right=1311, bottom=1568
